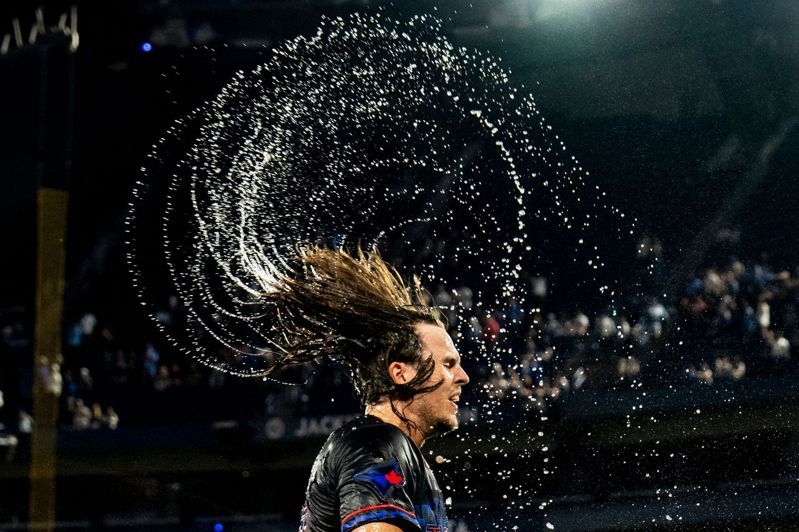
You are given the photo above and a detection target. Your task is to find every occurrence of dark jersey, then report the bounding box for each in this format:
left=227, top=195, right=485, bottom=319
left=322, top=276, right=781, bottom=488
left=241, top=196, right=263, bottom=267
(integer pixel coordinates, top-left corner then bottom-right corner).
left=299, top=415, right=448, bottom=531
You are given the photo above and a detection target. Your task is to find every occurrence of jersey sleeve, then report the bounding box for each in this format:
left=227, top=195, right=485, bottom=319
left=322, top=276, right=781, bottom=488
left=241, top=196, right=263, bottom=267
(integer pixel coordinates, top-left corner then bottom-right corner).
left=336, top=433, right=422, bottom=531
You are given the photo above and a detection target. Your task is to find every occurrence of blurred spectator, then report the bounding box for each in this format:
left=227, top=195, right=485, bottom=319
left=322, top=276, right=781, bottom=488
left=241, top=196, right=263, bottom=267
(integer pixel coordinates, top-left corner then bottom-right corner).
left=106, top=407, right=119, bottom=430
left=481, top=314, right=501, bottom=343
left=71, top=399, right=92, bottom=430
left=80, top=312, right=97, bottom=337
left=434, top=284, right=453, bottom=308
left=78, top=367, right=94, bottom=394
left=18, top=410, right=33, bottom=433
left=153, top=364, right=173, bottom=392
left=144, top=343, right=160, bottom=380
left=771, top=336, right=791, bottom=359
left=46, top=362, right=63, bottom=396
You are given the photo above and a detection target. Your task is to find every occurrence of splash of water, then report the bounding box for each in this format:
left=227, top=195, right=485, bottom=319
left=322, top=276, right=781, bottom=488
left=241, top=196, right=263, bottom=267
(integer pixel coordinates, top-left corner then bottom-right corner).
left=127, top=11, right=635, bottom=526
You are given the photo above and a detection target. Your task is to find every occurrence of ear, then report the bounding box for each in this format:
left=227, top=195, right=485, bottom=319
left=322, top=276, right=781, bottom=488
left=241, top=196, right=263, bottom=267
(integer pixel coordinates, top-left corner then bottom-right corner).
left=387, top=361, right=412, bottom=386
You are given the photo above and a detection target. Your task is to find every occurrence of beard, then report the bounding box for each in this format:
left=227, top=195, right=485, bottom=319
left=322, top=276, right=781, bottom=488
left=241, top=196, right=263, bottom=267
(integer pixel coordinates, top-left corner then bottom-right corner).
left=430, top=418, right=457, bottom=438
left=417, top=399, right=459, bottom=440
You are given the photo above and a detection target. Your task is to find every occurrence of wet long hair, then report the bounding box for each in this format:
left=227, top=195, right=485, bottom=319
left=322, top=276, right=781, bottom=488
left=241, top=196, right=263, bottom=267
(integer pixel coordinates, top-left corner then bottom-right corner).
left=261, top=245, right=444, bottom=414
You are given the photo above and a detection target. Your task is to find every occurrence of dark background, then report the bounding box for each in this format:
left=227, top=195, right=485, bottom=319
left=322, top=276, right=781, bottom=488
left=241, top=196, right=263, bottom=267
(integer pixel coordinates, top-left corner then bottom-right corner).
left=2, top=1, right=799, bottom=530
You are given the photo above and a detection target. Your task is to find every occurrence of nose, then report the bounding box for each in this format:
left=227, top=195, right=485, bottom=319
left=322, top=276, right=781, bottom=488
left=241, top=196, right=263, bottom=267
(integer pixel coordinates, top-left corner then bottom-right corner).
left=456, top=365, right=470, bottom=386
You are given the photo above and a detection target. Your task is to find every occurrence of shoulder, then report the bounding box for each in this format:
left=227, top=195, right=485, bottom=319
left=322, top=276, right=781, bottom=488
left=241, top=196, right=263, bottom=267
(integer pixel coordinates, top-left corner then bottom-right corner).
left=334, top=416, right=412, bottom=453
left=333, top=418, right=425, bottom=531
left=328, top=416, right=420, bottom=480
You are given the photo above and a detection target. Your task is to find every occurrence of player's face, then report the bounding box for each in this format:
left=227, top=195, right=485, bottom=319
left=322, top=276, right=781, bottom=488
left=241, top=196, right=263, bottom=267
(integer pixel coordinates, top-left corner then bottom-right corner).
left=411, top=323, right=470, bottom=437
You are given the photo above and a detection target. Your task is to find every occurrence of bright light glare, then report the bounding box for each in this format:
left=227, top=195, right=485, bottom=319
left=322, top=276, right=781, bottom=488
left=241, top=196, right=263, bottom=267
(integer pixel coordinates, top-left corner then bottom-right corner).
left=536, top=0, right=621, bottom=21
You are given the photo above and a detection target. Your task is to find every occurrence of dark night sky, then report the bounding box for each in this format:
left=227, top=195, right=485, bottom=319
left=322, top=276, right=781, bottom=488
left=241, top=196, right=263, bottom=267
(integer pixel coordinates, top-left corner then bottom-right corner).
left=3, top=0, right=799, bottom=313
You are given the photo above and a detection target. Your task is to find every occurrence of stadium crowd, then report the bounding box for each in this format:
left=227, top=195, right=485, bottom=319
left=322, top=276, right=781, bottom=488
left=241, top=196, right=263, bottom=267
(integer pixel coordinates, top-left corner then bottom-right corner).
left=1, top=238, right=798, bottom=434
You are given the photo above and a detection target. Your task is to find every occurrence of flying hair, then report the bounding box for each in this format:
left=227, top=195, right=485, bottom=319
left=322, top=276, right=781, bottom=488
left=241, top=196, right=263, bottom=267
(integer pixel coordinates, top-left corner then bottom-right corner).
left=259, top=245, right=444, bottom=409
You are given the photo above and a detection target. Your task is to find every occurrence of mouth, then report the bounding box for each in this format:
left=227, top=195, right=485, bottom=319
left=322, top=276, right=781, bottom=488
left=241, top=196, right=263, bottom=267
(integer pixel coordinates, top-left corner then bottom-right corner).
left=449, top=394, right=460, bottom=411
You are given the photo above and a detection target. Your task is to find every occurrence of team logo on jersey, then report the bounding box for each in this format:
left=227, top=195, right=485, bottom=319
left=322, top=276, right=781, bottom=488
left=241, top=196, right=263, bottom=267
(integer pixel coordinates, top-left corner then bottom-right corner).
left=353, top=459, right=406, bottom=497
left=415, top=499, right=448, bottom=532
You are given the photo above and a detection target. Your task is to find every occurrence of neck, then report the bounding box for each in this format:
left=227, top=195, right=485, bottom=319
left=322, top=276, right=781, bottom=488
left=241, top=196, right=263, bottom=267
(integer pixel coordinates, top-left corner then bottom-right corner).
left=365, top=401, right=426, bottom=448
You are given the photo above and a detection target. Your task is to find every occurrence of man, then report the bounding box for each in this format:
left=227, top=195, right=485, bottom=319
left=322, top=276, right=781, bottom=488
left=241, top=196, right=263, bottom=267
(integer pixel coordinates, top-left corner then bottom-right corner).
left=301, top=321, right=469, bottom=531
left=260, top=246, right=468, bottom=531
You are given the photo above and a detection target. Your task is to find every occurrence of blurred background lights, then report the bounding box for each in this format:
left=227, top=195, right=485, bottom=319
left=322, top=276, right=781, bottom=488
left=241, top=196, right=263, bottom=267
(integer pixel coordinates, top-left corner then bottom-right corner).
left=140, top=42, right=152, bottom=53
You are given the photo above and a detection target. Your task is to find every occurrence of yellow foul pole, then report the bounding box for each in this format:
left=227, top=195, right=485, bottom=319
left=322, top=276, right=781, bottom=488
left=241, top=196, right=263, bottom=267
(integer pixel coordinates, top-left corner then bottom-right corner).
left=29, top=188, right=68, bottom=532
